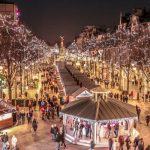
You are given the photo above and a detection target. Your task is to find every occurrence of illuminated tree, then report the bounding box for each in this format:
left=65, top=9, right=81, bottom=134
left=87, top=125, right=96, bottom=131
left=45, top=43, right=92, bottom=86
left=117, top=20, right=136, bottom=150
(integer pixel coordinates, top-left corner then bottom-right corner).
left=0, top=15, right=49, bottom=100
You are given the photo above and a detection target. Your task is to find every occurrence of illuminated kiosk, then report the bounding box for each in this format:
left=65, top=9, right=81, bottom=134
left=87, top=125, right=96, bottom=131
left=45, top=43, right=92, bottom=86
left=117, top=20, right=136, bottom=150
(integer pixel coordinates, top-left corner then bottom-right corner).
left=90, top=86, right=110, bottom=101
left=61, top=95, right=138, bottom=147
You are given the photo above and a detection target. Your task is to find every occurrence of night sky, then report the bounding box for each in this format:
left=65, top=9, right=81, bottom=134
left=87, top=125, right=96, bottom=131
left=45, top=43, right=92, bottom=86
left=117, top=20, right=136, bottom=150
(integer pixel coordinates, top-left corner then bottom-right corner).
left=14, top=0, right=150, bottom=45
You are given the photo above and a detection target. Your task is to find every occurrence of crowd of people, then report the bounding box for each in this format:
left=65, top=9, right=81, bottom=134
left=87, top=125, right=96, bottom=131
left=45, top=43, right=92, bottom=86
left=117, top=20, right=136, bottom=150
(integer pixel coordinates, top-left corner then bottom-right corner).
left=38, top=96, right=60, bottom=121
left=108, top=135, right=150, bottom=150
left=50, top=125, right=66, bottom=149
left=1, top=132, right=17, bottom=150
left=1, top=62, right=150, bottom=150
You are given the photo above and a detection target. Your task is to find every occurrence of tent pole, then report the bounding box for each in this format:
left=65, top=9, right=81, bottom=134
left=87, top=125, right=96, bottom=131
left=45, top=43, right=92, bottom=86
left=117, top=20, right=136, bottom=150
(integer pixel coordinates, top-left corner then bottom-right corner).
left=94, top=123, right=97, bottom=144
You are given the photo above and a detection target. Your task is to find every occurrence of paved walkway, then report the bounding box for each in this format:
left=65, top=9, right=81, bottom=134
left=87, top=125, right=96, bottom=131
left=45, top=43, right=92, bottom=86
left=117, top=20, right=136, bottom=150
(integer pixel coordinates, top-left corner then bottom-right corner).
left=0, top=101, right=149, bottom=150
left=1, top=68, right=150, bottom=149
left=0, top=112, right=107, bottom=150
left=128, top=100, right=150, bottom=148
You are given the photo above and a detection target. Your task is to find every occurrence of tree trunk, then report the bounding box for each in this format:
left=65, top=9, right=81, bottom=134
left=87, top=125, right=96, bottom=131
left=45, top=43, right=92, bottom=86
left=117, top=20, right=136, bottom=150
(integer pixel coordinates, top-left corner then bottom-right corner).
left=15, top=78, right=17, bottom=99
left=137, top=69, right=140, bottom=100
left=119, top=68, right=122, bottom=91
left=8, top=80, right=12, bottom=100
left=127, top=70, right=130, bottom=95
left=20, top=65, right=23, bottom=97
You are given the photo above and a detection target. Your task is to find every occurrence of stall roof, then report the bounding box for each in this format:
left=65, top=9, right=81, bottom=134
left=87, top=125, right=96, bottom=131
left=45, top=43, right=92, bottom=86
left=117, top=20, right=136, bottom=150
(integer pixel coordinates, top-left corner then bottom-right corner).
left=65, top=85, right=80, bottom=96
left=91, top=86, right=110, bottom=93
left=61, top=98, right=137, bottom=122
left=72, top=87, right=91, bottom=98
left=57, top=62, right=98, bottom=95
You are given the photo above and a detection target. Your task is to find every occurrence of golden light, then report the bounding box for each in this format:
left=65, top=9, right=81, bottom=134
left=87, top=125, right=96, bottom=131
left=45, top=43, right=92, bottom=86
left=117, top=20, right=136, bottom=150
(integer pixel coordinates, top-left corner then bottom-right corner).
left=25, top=66, right=28, bottom=70
left=0, top=66, right=3, bottom=70
left=76, top=61, right=80, bottom=66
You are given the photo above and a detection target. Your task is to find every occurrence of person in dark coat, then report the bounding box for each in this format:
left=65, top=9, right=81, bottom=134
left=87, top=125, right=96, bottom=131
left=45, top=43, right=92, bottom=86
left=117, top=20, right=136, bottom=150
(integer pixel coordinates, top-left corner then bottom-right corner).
left=55, top=132, right=61, bottom=150
left=26, top=112, right=31, bottom=124
left=114, top=123, right=119, bottom=138
left=108, top=138, right=113, bottom=150
left=32, top=118, right=38, bottom=134
left=38, top=99, right=41, bottom=110
left=56, top=104, right=60, bottom=117
left=145, top=115, right=150, bottom=126
left=134, top=136, right=140, bottom=150
left=50, top=125, right=55, bottom=140
left=125, top=136, right=131, bottom=150
left=53, top=124, right=59, bottom=140
left=79, top=122, right=84, bottom=138
left=136, top=105, right=141, bottom=122
left=60, top=128, right=66, bottom=149
left=12, top=110, right=17, bottom=125
left=138, top=138, right=144, bottom=150
left=107, top=123, right=111, bottom=138
left=89, top=140, right=95, bottom=150
left=145, top=145, right=150, bottom=150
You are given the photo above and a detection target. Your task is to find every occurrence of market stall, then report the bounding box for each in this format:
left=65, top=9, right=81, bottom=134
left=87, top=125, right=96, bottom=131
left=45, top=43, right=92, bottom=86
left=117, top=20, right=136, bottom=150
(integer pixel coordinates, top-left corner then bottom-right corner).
left=61, top=97, right=138, bottom=147
left=0, top=99, right=15, bottom=129
left=56, top=62, right=95, bottom=102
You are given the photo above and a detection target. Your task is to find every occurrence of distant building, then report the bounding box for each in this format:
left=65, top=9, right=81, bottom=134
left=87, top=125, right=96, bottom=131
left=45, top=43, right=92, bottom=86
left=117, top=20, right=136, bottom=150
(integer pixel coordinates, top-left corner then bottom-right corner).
left=118, top=8, right=150, bottom=32
left=0, top=0, right=20, bottom=20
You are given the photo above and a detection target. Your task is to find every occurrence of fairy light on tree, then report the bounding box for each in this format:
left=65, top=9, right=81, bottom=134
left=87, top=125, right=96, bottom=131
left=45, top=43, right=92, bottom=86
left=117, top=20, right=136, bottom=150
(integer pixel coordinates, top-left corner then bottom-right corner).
left=0, top=14, right=49, bottom=100
left=68, top=10, right=150, bottom=96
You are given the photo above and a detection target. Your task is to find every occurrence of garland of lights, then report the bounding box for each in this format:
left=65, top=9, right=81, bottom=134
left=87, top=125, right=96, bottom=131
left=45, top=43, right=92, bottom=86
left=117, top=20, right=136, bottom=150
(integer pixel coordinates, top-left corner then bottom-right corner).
left=67, top=21, right=150, bottom=81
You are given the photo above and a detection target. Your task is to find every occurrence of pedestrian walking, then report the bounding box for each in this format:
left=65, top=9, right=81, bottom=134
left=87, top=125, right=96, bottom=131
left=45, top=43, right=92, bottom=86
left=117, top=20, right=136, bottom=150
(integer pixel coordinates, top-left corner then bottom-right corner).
left=89, top=140, right=95, bottom=150
left=32, top=118, right=38, bottom=134
left=11, top=135, right=17, bottom=150
left=134, top=136, right=140, bottom=150
left=79, top=122, right=84, bottom=138
left=26, top=112, right=31, bottom=124
left=136, top=105, right=141, bottom=122
left=1, top=132, right=9, bottom=150
left=125, top=136, right=131, bottom=150
left=107, top=123, right=111, bottom=138
left=145, top=145, right=150, bottom=150
left=53, top=124, right=59, bottom=140
left=56, top=104, right=60, bottom=117
left=114, top=123, right=119, bottom=138
left=108, top=137, right=113, bottom=150
left=50, top=125, right=55, bottom=140
left=55, top=132, right=61, bottom=150
left=118, top=135, right=124, bottom=150
left=138, top=138, right=144, bottom=150
left=145, top=115, right=150, bottom=126
left=60, top=128, right=66, bottom=149
left=6, top=141, right=10, bottom=150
